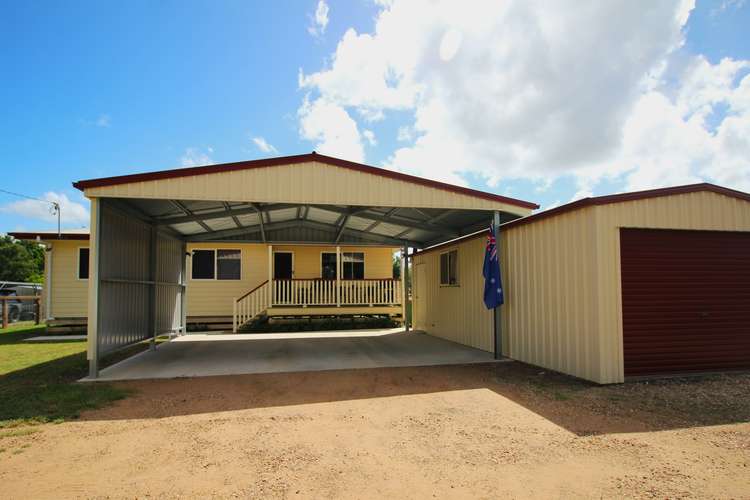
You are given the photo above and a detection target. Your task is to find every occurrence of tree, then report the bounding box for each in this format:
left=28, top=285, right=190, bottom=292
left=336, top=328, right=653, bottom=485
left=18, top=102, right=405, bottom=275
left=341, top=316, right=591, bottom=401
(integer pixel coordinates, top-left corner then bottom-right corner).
left=0, top=236, right=44, bottom=283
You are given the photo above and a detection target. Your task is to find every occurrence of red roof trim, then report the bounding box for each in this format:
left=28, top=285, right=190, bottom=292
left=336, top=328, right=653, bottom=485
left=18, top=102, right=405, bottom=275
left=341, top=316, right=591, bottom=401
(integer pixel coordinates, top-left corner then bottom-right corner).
left=501, top=182, right=750, bottom=231
left=414, top=182, right=750, bottom=257
left=72, top=152, right=539, bottom=210
left=8, top=232, right=90, bottom=241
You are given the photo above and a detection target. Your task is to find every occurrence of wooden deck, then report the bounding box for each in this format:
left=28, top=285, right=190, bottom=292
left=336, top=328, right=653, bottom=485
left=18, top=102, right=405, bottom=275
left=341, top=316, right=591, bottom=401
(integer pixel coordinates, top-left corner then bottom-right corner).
left=233, top=278, right=404, bottom=331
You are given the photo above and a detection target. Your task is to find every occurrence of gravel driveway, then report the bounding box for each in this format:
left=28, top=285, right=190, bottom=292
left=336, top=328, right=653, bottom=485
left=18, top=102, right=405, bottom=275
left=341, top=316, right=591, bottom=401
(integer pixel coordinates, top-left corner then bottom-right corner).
left=1, top=362, right=748, bottom=499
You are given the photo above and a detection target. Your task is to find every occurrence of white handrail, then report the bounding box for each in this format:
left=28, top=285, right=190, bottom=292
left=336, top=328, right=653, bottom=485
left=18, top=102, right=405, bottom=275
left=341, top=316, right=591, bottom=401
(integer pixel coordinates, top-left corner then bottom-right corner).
left=232, top=281, right=270, bottom=332
left=233, top=279, right=403, bottom=332
left=271, top=279, right=402, bottom=307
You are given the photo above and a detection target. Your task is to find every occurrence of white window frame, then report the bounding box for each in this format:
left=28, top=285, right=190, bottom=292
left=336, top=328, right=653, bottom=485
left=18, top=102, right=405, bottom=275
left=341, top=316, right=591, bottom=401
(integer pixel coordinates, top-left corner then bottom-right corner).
left=190, top=248, right=242, bottom=281
left=341, top=251, right=366, bottom=280
left=77, top=246, right=90, bottom=281
left=439, top=249, right=459, bottom=287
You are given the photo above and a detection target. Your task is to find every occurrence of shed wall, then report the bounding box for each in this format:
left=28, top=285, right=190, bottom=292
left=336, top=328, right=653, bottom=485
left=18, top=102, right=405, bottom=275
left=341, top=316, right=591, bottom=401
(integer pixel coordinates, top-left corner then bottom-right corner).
left=500, top=207, right=603, bottom=382
left=414, top=190, right=750, bottom=384
left=412, top=237, right=494, bottom=352
left=83, top=161, right=532, bottom=214
left=502, top=190, right=750, bottom=384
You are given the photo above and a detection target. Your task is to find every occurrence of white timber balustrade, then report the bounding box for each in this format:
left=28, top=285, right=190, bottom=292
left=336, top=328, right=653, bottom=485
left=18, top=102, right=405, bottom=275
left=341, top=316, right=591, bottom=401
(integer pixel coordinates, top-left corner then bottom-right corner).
left=232, top=280, right=270, bottom=332
left=233, top=279, right=403, bottom=331
left=272, top=279, right=402, bottom=307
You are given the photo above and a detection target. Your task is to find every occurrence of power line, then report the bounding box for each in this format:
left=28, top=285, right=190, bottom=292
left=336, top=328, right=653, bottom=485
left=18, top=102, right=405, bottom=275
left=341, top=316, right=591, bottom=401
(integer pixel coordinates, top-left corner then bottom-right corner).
left=0, top=188, right=54, bottom=205
left=0, top=188, right=61, bottom=238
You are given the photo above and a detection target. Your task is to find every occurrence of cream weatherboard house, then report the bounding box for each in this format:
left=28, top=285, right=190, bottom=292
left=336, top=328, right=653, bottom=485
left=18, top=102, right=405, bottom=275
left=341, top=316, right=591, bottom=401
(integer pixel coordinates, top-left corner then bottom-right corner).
left=7, top=230, right=401, bottom=332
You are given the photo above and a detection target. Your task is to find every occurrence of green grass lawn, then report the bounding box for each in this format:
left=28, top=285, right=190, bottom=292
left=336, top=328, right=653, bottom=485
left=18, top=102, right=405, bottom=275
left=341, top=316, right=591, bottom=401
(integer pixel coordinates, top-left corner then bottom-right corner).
left=0, top=324, right=138, bottom=428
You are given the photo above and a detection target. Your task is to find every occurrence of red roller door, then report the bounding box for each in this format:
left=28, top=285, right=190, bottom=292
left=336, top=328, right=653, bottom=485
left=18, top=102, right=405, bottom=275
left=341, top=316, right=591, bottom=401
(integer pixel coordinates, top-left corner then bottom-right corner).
left=620, top=228, right=750, bottom=377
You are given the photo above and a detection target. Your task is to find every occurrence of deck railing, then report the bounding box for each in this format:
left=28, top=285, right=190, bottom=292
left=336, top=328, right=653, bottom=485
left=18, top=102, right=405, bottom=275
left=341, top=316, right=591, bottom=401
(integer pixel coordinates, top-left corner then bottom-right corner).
left=272, top=279, right=402, bottom=307
left=233, top=280, right=269, bottom=332
left=233, top=278, right=402, bottom=332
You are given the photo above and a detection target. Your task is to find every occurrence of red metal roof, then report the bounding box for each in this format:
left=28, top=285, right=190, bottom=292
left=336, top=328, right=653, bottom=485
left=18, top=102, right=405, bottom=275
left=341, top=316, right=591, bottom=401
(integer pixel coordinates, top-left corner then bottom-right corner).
left=415, top=182, right=750, bottom=256
left=8, top=231, right=90, bottom=241
left=72, top=152, right=539, bottom=210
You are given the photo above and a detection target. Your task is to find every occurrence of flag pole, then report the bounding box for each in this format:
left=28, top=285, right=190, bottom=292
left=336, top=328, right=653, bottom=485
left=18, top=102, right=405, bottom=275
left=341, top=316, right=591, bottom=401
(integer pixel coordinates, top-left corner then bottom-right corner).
left=493, top=211, right=502, bottom=360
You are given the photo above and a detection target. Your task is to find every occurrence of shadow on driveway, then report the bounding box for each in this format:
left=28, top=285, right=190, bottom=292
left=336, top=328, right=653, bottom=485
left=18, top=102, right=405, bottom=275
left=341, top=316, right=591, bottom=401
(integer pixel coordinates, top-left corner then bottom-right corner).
left=79, top=361, right=750, bottom=436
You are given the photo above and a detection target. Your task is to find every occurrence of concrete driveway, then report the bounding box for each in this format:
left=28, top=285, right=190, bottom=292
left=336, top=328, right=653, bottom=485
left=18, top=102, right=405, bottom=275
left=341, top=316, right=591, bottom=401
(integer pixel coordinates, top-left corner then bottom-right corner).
left=91, top=329, right=495, bottom=381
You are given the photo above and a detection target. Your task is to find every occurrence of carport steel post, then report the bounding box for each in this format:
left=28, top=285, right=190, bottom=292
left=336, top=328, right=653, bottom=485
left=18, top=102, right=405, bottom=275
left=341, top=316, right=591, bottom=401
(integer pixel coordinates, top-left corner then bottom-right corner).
left=87, top=198, right=102, bottom=378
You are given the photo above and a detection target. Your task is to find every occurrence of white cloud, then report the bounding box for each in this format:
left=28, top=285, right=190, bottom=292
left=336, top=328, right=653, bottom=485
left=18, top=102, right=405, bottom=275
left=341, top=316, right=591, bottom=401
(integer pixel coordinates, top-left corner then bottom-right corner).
left=0, top=192, right=90, bottom=226
left=396, top=126, right=413, bottom=142
left=362, top=129, right=377, bottom=146
left=180, top=147, right=213, bottom=167
left=298, top=96, right=365, bottom=162
left=298, top=0, right=750, bottom=195
left=439, top=28, right=462, bottom=62
left=252, top=136, right=278, bottom=154
left=308, top=0, right=330, bottom=38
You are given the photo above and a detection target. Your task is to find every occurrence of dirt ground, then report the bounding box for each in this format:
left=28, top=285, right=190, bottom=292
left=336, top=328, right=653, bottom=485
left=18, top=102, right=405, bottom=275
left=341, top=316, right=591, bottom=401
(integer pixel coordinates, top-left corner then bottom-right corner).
left=1, top=362, right=749, bottom=499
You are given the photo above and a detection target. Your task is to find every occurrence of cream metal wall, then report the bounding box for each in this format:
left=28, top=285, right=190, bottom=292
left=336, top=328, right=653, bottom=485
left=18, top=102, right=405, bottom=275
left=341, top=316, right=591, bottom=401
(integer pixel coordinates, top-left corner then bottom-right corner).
left=187, top=244, right=397, bottom=317
left=499, top=206, right=603, bottom=382
left=412, top=236, right=494, bottom=353
left=414, top=190, right=750, bottom=384
left=82, top=161, right=533, bottom=215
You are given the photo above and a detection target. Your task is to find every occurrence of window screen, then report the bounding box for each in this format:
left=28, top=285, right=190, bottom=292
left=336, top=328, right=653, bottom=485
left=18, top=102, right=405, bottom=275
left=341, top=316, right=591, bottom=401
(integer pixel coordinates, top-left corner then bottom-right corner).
left=192, top=250, right=215, bottom=279
left=342, top=252, right=364, bottom=280
left=440, top=250, right=458, bottom=285
left=78, top=248, right=90, bottom=280
left=321, top=252, right=337, bottom=279
left=217, top=249, right=241, bottom=280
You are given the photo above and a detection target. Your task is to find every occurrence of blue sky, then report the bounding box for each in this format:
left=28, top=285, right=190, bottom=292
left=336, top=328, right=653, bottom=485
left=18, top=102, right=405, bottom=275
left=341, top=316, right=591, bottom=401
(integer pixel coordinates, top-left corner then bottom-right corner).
left=1, top=0, right=749, bottom=232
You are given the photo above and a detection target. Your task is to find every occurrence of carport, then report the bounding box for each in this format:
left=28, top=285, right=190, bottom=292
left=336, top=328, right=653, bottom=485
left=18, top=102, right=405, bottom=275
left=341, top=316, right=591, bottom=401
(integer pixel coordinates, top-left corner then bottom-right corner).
left=74, top=152, right=537, bottom=378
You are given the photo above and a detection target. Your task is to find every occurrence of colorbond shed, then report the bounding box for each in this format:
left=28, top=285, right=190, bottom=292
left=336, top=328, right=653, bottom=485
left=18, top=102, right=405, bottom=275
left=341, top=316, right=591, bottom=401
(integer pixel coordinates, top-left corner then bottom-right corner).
left=412, top=183, right=750, bottom=384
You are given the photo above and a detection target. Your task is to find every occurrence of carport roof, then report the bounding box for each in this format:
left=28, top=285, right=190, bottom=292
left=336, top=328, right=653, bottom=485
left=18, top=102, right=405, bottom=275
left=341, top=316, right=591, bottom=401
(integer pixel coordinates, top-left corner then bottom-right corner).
left=66, top=152, right=542, bottom=247
left=73, top=152, right=538, bottom=210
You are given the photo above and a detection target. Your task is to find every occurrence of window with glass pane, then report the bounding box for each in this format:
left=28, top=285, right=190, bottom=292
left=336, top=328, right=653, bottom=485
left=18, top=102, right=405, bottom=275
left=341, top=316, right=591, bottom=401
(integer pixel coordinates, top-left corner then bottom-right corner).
left=192, top=250, right=215, bottom=279
left=321, top=252, right=337, bottom=279
left=78, top=248, right=90, bottom=280
left=217, top=249, right=241, bottom=280
left=440, top=250, right=458, bottom=285
left=342, top=252, right=364, bottom=279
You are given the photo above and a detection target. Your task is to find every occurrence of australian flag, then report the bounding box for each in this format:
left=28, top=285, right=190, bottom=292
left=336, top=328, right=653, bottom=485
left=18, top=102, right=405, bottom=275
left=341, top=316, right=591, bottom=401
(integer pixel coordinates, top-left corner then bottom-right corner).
left=483, top=224, right=504, bottom=309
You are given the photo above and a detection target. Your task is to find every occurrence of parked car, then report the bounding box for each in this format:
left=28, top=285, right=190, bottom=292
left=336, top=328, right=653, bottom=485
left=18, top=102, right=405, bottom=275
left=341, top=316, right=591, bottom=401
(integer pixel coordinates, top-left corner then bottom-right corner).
left=0, top=285, right=41, bottom=323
